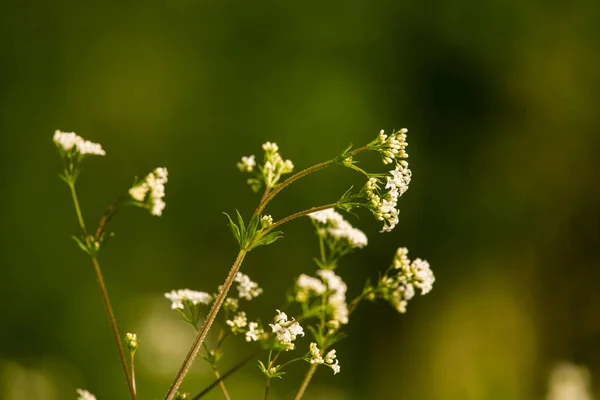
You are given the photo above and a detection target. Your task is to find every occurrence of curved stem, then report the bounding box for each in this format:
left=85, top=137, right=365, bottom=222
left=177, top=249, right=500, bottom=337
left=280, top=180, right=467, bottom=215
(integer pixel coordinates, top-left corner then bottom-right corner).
left=164, top=249, right=248, bottom=400
left=253, top=160, right=334, bottom=220
left=262, top=203, right=338, bottom=237
left=253, top=145, right=368, bottom=220
left=95, top=194, right=128, bottom=241
left=68, top=182, right=135, bottom=400
left=293, top=363, right=318, bottom=400
left=348, top=287, right=377, bottom=315
left=92, top=257, right=136, bottom=399
left=68, top=182, right=88, bottom=237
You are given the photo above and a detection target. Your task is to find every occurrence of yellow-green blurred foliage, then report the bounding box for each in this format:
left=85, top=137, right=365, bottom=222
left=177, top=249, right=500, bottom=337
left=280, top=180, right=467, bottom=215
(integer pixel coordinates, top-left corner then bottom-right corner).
left=1, top=1, right=599, bottom=399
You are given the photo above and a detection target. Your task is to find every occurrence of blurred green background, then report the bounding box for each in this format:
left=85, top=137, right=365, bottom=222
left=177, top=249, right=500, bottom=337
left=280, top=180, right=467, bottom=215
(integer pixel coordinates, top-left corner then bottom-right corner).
left=1, top=1, right=600, bottom=399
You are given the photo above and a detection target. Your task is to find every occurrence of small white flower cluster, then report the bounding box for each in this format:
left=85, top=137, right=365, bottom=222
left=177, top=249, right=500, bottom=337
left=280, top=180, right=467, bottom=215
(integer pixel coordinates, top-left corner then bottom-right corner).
left=226, top=311, right=248, bottom=333
left=546, top=362, right=594, bottom=400
left=238, top=142, right=294, bottom=191
left=129, top=167, right=169, bottom=216
left=317, top=270, right=349, bottom=325
left=237, top=155, right=256, bottom=172
left=295, top=274, right=327, bottom=302
left=125, top=332, right=139, bottom=352
left=309, top=208, right=368, bottom=249
left=365, top=162, right=411, bottom=232
left=76, top=389, right=97, bottom=400
left=308, top=342, right=340, bottom=374
left=164, top=289, right=212, bottom=310
left=376, top=128, right=408, bottom=165
left=245, top=321, right=265, bottom=342
left=269, top=310, right=304, bottom=351
left=224, top=297, right=239, bottom=312
left=380, top=247, right=434, bottom=313
left=234, top=272, right=263, bottom=300
left=261, top=214, right=273, bottom=228
left=54, top=130, right=106, bottom=156
left=359, top=128, right=412, bottom=232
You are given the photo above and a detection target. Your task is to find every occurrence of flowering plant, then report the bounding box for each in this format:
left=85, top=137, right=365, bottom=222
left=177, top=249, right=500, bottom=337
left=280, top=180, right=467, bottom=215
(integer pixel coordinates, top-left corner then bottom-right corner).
left=53, top=129, right=434, bottom=400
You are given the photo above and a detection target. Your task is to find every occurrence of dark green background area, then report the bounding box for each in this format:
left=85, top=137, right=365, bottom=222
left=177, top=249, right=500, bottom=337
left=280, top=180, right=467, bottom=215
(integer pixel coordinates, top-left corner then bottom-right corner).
left=1, top=1, right=600, bottom=399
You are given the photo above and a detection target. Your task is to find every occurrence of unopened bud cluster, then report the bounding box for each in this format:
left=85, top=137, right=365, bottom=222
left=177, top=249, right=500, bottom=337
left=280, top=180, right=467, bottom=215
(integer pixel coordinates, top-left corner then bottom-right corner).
left=238, top=142, right=294, bottom=192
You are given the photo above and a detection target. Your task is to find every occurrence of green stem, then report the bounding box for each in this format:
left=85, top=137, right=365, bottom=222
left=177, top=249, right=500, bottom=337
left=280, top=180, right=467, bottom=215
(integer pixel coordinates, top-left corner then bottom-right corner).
left=262, top=203, right=338, bottom=237
left=264, top=377, right=271, bottom=400
left=68, top=182, right=88, bottom=237
left=131, top=353, right=137, bottom=399
left=164, top=249, right=248, bottom=400
left=68, top=182, right=136, bottom=400
left=95, top=194, right=128, bottom=241
left=348, top=287, right=378, bottom=315
left=253, top=160, right=333, bottom=220
left=293, top=363, right=319, bottom=400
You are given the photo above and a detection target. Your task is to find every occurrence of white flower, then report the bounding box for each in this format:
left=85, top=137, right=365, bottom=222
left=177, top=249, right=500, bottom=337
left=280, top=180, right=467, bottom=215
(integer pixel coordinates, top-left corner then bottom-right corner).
left=380, top=248, right=434, bottom=313
left=54, top=130, right=106, bottom=156
left=307, top=343, right=340, bottom=374
left=164, top=289, right=212, bottom=310
left=76, top=389, right=97, bottom=400
left=374, top=128, right=408, bottom=165
left=411, top=258, right=434, bottom=294
left=295, top=274, right=327, bottom=302
left=309, top=208, right=368, bottom=249
left=546, top=362, right=594, bottom=400
left=309, top=208, right=345, bottom=225
left=129, top=167, right=169, bottom=216
left=234, top=272, right=263, bottom=300
left=245, top=322, right=264, bottom=342
left=365, top=163, right=411, bottom=233
left=269, top=309, right=304, bottom=350
left=226, top=311, right=248, bottom=332
left=317, top=270, right=349, bottom=324
left=237, top=155, right=256, bottom=172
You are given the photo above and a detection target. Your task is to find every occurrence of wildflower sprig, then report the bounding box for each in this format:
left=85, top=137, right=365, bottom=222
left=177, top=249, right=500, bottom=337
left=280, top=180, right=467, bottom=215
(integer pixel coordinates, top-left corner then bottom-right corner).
left=128, top=167, right=169, bottom=216
left=238, top=141, right=295, bottom=192
left=308, top=208, right=367, bottom=268
left=336, top=131, right=412, bottom=232
left=224, top=211, right=283, bottom=251
left=362, top=247, right=434, bottom=313
left=165, top=289, right=213, bottom=328
left=54, top=130, right=105, bottom=184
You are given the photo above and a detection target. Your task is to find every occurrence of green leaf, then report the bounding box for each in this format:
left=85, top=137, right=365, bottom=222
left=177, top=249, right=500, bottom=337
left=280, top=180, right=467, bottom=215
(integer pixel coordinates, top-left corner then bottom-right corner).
left=247, top=215, right=260, bottom=240
left=257, top=360, right=267, bottom=374
left=223, top=213, right=241, bottom=246
left=235, top=209, right=246, bottom=242
left=248, top=231, right=283, bottom=251
left=71, top=235, right=92, bottom=256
